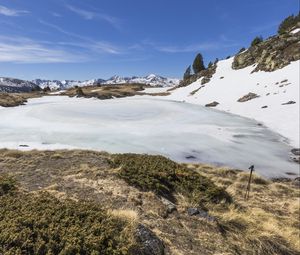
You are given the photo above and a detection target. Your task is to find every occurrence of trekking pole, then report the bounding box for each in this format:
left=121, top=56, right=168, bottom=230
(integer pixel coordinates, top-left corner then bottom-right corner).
left=244, top=165, right=254, bottom=200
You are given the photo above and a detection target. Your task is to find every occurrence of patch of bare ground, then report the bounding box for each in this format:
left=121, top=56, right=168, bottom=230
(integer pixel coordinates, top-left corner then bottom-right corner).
left=61, top=83, right=169, bottom=100
left=0, top=149, right=299, bottom=254
left=0, top=92, right=42, bottom=107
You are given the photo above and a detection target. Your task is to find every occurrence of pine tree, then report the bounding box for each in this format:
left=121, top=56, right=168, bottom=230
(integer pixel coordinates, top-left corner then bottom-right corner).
left=183, top=65, right=192, bottom=80
left=278, top=13, right=300, bottom=34
left=251, top=36, right=263, bottom=47
left=192, top=53, right=205, bottom=74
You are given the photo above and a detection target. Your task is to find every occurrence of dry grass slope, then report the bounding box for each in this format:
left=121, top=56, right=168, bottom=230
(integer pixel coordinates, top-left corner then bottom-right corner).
left=0, top=149, right=299, bottom=255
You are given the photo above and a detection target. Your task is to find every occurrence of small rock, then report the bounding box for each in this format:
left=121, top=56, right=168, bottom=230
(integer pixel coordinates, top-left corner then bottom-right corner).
left=198, top=210, right=216, bottom=222
left=220, top=76, right=224, bottom=79
left=187, top=208, right=199, bottom=216
left=237, top=92, right=259, bottom=102
left=266, top=93, right=270, bottom=96
left=19, top=144, right=29, bottom=147
left=282, top=101, right=296, bottom=105
left=161, top=197, right=177, bottom=214
left=293, top=177, right=300, bottom=187
left=185, top=155, right=196, bottom=159
left=205, top=101, right=219, bottom=107
left=135, top=224, right=165, bottom=255
left=291, top=148, right=300, bottom=156
left=187, top=208, right=216, bottom=222
left=261, top=105, right=268, bottom=109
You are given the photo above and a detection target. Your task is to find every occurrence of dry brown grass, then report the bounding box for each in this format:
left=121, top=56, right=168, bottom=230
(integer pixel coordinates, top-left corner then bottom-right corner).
left=62, top=83, right=146, bottom=99
left=0, top=92, right=42, bottom=107
left=188, top=163, right=300, bottom=254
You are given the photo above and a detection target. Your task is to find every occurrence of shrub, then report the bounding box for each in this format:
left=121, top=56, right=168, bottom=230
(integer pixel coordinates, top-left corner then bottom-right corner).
left=0, top=175, right=16, bottom=196
left=0, top=192, right=136, bottom=255
left=278, top=13, right=300, bottom=34
left=238, top=47, right=246, bottom=53
left=251, top=36, right=263, bottom=47
left=112, top=154, right=232, bottom=205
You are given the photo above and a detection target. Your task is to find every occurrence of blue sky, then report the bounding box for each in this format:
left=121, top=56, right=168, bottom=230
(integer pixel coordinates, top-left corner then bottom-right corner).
left=0, top=0, right=298, bottom=80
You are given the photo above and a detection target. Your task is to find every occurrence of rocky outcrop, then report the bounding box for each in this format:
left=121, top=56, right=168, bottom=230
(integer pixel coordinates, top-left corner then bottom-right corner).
left=134, top=224, right=165, bottom=255
left=205, top=101, right=219, bottom=107
left=179, top=62, right=217, bottom=88
left=282, top=101, right=296, bottom=105
left=237, top=92, right=259, bottom=102
left=232, top=29, right=300, bottom=72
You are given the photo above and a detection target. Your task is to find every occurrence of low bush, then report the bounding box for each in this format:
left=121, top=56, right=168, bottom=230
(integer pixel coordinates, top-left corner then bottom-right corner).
left=112, top=154, right=232, bottom=205
left=0, top=188, right=136, bottom=255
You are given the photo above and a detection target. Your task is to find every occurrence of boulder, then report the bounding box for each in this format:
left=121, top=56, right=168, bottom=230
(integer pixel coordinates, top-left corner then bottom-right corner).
left=135, top=224, right=165, bottom=255
left=238, top=93, right=259, bottom=102
left=291, top=148, right=300, bottom=156
left=205, top=101, right=219, bottom=107
left=282, top=101, right=296, bottom=105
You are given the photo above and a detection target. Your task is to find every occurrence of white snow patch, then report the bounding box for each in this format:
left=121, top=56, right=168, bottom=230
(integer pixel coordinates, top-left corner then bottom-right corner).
left=291, top=28, right=300, bottom=34
left=161, top=58, right=300, bottom=147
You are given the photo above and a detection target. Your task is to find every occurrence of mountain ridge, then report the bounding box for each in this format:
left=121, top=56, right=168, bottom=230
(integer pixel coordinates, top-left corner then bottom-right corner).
left=0, top=74, right=180, bottom=92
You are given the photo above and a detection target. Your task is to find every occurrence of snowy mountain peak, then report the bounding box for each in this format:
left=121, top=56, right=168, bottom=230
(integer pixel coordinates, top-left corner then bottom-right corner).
left=0, top=75, right=180, bottom=92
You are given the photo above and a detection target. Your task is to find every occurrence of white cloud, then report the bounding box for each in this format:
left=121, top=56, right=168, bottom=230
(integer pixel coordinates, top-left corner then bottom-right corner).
left=65, top=4, right=120, bottom=29
left=39, top=20, right=122, bottom=54
left=142, top=39, right=239, bottom=53
left=0, top=36, right=86, bottom=63
left=0, top=5, right=29, bottom=16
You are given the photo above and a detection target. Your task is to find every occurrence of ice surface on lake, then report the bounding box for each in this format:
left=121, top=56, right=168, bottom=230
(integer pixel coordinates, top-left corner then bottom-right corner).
left=0, top=96, right=298, bottom=177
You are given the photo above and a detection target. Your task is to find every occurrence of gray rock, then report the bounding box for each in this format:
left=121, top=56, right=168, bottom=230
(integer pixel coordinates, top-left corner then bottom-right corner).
left=135, top=224, right=165, bottom=255
left=205, top=101, right=219, bottom=107
left=238, top=92, right=259, bottom=102
left=187, top=208, right=199, bottom=216
left=291, top=148, right=300, bottom=156
left=187, top=208, right=216, bottom=222
left=161, top=197, right=177, bottom=214
left=282, top=101, right=296, bottom=105
left=292, top=177, right=300, bottom=188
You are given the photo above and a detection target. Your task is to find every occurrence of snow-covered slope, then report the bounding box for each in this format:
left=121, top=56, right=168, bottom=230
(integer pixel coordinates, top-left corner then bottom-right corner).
left=0, top=77, right=40, bottom=93
left=33, top=79, right=105, bottom=90
left=104, top=74, right=179, bottom=87
left=164, top=58, right=299, bottom=147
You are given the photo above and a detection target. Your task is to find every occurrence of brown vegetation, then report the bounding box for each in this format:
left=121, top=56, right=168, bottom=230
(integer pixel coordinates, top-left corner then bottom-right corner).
left=0, top=93, right=41, bottom=107
left=0, top=149, right=299, bottom=254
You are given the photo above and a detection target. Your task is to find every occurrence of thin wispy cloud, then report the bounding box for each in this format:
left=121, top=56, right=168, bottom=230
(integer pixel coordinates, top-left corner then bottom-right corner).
left=51, top=12, right=62, bottom=18
left=0, top=5, right=29, bottom=16
left=65, top=4, right=121, bottom=29
left=144, top=40, right=239, bottom=53
left=39, top=20, right=122, bottom=54
left=0, top=36, right=86, bottom=63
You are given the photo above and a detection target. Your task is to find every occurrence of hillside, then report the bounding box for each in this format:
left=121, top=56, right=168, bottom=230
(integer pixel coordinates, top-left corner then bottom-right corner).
left=0, top=77, right=41, bottom=93
left=156, top=26, right=300, bottom=148
left=0, top=150, right=299, bottom=255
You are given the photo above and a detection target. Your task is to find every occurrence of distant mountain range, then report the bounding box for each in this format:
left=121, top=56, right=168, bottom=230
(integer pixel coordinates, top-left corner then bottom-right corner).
left=0, top=74, right=180, bottom=92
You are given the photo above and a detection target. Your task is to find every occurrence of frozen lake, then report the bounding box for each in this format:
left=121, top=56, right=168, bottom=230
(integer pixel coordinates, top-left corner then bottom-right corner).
left=0, top=96, right=298, bottom=177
